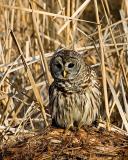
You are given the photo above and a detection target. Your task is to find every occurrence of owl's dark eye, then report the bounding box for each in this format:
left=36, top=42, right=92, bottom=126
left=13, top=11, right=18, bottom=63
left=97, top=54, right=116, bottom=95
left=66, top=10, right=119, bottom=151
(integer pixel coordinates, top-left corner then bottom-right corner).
left=56, top=63, right=62, bottom=69
left=68, top=63, right=74, bottom=68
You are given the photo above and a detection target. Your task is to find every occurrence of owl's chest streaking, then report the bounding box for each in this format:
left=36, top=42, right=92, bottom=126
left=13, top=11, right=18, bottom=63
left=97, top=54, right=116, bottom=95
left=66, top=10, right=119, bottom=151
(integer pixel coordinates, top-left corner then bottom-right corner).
left=49, top=75, right=101, bottom=128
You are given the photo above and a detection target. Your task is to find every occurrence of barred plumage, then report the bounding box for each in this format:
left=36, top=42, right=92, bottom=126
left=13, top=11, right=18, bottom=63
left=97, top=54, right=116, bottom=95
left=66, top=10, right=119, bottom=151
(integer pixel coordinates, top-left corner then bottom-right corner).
left=49, top=49, right=101, bottom=129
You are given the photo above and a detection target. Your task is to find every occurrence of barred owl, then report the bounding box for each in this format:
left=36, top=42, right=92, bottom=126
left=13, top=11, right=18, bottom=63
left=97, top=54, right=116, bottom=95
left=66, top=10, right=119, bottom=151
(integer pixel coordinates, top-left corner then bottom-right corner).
left=49, top=49, right=101, bottom=130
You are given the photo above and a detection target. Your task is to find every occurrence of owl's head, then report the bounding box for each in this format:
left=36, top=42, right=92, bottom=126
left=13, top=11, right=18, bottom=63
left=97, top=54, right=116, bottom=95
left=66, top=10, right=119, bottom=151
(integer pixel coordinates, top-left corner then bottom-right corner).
left=50, top=49, right=86, bottom=80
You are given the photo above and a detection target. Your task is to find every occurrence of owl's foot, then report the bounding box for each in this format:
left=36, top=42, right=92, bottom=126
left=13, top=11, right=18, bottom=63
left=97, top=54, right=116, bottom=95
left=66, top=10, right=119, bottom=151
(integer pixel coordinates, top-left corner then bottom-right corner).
left=51, top=119, right=60, bottom=128
left=78, top=122, right=84, bottom=130
left=92, top=120, right=99, bottom=127
left=63, top=124, right=73, bottom=134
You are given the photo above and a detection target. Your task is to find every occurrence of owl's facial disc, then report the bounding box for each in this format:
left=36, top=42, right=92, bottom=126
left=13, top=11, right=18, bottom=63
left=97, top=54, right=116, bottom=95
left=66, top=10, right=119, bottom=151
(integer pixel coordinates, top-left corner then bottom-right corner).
left=62, top=62, right=75, bottom=78
left=53, top=57, right=63, bottom=79
left=60, top=58, right=81, bottom=80
left=51, top=53, right=81, bottom=80
left=62, top=61, right=78, bottom=79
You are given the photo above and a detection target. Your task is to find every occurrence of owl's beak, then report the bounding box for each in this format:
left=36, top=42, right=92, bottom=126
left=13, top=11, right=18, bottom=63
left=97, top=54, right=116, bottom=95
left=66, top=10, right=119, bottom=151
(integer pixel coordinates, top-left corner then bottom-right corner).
left=63, top=70, right=67, bottom=78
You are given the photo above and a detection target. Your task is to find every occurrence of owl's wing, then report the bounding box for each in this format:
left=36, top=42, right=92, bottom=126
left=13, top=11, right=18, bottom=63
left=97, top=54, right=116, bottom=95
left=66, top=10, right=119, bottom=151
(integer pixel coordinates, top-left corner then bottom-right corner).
left=48, top=82, right=56, bottom=114
left=49, top=82, right=55, bottom=99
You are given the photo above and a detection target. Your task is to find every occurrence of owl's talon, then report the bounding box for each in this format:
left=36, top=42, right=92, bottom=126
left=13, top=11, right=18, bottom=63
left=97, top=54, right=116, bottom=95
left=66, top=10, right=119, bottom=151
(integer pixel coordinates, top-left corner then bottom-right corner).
left=78, top=122, right=84, bottom=130
left=63, top=124, right=73, bottom=134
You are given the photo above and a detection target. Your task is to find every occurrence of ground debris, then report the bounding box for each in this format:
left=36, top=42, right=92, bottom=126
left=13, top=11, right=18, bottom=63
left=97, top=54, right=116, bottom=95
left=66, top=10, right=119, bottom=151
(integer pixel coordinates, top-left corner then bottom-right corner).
left=0, top=126, right=128, bottom=160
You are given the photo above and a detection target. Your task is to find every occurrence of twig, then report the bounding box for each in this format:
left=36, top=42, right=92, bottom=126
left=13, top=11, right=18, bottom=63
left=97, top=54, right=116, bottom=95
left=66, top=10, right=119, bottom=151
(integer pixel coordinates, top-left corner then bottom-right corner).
left=94, top=0, right=110, bottom=130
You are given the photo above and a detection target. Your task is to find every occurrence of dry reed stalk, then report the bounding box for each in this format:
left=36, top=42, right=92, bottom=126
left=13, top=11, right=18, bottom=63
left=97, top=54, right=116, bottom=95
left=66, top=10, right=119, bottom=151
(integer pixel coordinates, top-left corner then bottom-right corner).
left=0, top=125, right=29, bottom=141
left=66, top=0, right=71, bottom=46
left=15, top=101, right=35, bottom=135
left=120, top=78, right=128, bottom=120
left=0, top=41, right=5, bottom=64
left=57, top=0, right=92, bottom=34
left=10, top=30, right=48, bottom=127
left=0, top=58, right=40, bottom=74
left=109, top=91, right=120, bottom=116
left=43, top=35, right=65, bottom=47
left=94, top=0, right=110, bottom=130
left=0, top=54, right=21, bottom=87
left=0, top=3, right=98, bottom=24
left=7, top=0, right=15, bottom=64
left=101, top=0, right=128, bottom=91
left=120, top=10, right=128, bottom=38
left=90, top=16, right=128, bottom=37
left=6, top=96, right=31, bottom=129
left=29, top=1, right=51, bottom=86
left=107, top=74, right=128, bottom=132
left=121, top=0, right=128, bottom=15
left=1, top=96, right=17, bottom=125
left=120, top=9, right=128, bottom=71
left=99, top=121, right=128, bottom=136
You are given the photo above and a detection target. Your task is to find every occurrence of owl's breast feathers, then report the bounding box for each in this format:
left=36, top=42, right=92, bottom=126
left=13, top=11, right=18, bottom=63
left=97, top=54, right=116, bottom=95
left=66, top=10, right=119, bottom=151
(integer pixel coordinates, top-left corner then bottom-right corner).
left=49, top=68, right=101, bottom=128
left=51, top=66, right=99, bottom=93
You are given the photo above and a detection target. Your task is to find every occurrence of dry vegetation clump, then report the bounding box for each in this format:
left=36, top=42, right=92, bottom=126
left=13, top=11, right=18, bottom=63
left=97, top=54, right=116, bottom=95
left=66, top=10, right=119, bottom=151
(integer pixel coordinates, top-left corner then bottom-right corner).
left=0, top=0, right=128, bottom=159
left=1, top=126, right=128, bottom=160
